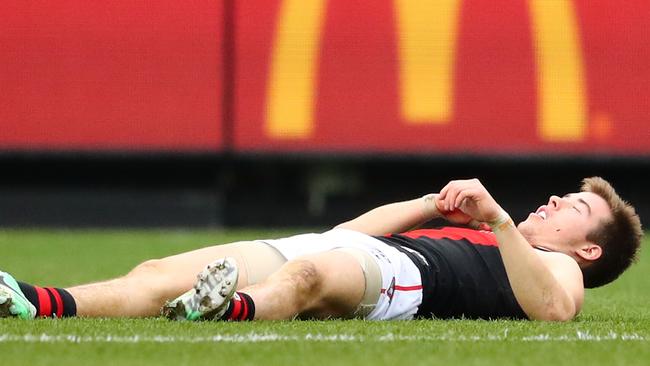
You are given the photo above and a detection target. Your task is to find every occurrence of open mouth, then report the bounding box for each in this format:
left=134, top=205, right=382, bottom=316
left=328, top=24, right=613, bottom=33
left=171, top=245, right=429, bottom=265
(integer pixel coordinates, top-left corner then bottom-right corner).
left=533, top=206, right=547, bottom=220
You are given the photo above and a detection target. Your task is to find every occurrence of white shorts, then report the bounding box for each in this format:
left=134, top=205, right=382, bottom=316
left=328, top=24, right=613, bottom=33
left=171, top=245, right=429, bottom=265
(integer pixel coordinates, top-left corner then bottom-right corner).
left=258, top=228, right=423, bottom=320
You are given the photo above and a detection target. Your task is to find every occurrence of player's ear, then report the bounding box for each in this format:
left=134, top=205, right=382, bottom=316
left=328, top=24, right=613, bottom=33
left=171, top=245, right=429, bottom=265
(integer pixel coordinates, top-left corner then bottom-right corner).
left=575, top=242, right=602, bottom=261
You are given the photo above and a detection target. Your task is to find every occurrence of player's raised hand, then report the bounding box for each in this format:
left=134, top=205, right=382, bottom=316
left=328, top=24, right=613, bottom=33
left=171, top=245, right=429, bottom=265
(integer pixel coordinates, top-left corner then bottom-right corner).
left=438, top=179, right=504, bottom=224
left=434, top=203, right=491, bottom=231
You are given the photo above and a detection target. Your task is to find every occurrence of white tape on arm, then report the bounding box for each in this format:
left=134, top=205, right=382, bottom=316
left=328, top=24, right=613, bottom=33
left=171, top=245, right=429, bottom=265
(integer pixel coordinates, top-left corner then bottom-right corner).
left=488, top=210, right=515, bottom=232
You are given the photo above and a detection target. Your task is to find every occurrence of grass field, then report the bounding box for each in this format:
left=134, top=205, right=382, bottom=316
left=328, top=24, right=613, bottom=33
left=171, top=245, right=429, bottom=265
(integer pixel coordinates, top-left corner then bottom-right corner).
left=1, top=229, right=649, bottom=366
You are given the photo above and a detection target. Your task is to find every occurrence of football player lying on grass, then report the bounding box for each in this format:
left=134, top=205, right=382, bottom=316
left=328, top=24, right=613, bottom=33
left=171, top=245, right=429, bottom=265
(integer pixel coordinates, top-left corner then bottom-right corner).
left=0, top=177, right=642, bottom=322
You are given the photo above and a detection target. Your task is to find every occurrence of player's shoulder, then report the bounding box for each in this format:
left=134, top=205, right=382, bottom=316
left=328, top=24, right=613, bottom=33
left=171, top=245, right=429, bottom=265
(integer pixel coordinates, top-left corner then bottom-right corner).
left=536, top=250, right=583, bottom=277
left=535, top=250, right=585, bottom=313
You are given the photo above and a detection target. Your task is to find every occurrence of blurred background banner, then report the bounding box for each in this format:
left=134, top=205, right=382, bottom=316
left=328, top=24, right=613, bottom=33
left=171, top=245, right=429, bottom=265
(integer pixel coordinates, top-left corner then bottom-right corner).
left=0, top=1, right=648, bottom=227
left=1, top=1, right=224, bottom=151
left=236, top=0, right=649, bottom=155
left=1, top=0, right=648, bottom=155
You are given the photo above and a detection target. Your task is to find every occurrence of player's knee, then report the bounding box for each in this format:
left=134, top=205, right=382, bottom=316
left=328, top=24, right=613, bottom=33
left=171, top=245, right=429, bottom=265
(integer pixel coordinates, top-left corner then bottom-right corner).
left=283, top=259, right=323, bottom=309
left=127, top=258, right=165, bottom=278
left=126, top=259, right=174, bottom=305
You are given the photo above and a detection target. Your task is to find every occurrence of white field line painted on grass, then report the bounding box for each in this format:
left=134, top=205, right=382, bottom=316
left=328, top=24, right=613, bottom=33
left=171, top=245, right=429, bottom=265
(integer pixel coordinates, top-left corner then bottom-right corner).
left=0, top=331, right=646, bottom=343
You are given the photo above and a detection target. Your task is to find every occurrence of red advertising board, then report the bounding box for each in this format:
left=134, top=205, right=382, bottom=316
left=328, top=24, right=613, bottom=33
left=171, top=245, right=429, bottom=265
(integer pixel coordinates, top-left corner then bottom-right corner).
left=1, top=1, right=648, bottom=155
left=0, top=1, right=223, bottom=151
left=234, top=0, right=650, bottom=155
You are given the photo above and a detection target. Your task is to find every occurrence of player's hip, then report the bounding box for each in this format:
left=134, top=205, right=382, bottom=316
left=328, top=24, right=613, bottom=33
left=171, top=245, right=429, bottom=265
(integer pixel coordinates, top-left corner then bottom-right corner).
left=258, top=228, right=423, bottom=320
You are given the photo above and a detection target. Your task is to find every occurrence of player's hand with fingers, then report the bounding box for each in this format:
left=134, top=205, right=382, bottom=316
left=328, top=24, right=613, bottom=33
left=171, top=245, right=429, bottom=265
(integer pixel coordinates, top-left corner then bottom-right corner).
left=435, top=206, right=492, bottom=231
left=432, top=196, right=480, bottom=227
left=438, top=179, right=504, bottom=225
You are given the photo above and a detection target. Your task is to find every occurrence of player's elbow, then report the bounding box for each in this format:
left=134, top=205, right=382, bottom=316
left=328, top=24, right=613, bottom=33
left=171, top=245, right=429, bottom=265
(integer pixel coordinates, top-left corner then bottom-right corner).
left=334, top=222, right=351, bottom=230
left=529, top=302, right=576, bottom=322
left=334, top=221, right=365, bottom=234
left=540, top=308, right=575, bottom=322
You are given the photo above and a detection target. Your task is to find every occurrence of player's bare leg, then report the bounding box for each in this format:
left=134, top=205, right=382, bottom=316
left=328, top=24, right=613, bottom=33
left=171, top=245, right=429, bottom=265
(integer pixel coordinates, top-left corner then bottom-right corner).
left=67, top=241, right=265, bottom=317
left=165, top=250, right=367, bottom=321
left=245, top=251, right=366, bottom=319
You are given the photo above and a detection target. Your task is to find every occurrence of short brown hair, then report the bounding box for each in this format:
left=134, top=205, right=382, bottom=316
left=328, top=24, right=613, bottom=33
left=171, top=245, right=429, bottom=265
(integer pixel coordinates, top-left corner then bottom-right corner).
left=580, top=177, right=643, bottom=288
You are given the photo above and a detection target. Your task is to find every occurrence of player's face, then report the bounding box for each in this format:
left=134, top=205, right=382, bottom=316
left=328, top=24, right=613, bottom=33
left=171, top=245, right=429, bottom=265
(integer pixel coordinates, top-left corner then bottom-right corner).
left=517, top=191, right=612, bottom=260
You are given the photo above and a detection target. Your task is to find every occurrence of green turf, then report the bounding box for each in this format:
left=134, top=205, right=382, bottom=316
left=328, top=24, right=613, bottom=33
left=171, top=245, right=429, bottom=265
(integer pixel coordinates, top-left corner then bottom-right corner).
left=1, top=229, right=649, bottom=366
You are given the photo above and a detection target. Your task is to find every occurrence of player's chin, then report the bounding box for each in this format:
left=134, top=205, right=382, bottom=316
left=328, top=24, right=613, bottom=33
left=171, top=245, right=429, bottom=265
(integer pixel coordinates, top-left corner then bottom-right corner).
left=517, top=216, right=536, bottom=232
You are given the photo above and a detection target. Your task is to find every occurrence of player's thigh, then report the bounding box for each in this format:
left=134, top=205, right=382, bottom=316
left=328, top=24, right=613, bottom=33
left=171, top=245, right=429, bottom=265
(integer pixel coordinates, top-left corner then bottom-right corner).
left=146, top=241, right=285, bottom=295
left=294, top=250, right=366, bottom=318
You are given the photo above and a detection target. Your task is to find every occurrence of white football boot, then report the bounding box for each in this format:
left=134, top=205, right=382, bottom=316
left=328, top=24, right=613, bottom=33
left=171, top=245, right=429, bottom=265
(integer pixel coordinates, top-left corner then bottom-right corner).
left=162, top=257, right=238, bottom=321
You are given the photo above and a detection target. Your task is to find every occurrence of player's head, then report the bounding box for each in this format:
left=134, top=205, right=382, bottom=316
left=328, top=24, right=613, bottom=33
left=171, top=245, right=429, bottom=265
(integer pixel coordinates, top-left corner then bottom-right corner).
left=517, top=177, right=642, bottom=288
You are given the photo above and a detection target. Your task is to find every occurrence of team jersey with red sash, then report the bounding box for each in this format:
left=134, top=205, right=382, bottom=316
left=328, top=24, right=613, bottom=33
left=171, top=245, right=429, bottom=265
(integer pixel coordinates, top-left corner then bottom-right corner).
left=374, top=227, right=527, bottom=320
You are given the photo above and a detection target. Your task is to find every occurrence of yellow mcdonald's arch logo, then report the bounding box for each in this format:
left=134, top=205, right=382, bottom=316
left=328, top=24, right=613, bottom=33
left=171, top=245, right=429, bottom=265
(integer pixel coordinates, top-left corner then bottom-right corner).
left=266, top=0, right=587, bottom=142
left=530, top=0, right=586, bottom=141
left=395, top=0, right=460, bottom=124
left=266, top=0, right=326, bottom=139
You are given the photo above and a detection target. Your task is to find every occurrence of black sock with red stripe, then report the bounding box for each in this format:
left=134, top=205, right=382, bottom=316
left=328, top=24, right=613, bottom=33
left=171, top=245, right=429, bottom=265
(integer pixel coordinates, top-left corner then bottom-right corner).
left=17, top=282, right=77, bottom=318
left=219, top=292, right=255, bottom=321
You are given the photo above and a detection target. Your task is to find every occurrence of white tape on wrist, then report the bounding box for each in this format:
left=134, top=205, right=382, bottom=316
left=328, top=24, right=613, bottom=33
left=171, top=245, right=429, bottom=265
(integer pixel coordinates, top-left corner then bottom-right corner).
left=488, top=210, right=515, bottom=232
left=421, top=193, right=439, bottom=220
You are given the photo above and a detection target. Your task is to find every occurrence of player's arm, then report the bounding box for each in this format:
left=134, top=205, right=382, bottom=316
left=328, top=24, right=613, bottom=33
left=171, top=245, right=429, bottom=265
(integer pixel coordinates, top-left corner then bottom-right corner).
left=438, top=179, right=582, bottom=321
left=489, top=219, right=584, bottom=320
left=334, top=195, right=441, bottom=236
left=336, top=192, right=490, bottom=236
